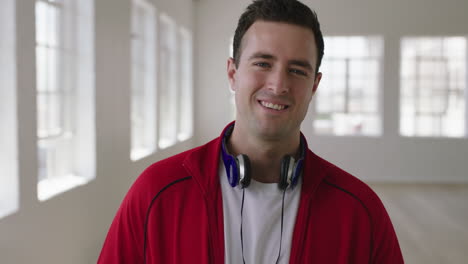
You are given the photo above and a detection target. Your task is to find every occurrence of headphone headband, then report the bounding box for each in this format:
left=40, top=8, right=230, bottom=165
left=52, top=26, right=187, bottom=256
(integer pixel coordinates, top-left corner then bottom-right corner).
left=221, top=123, right=306, bottom=189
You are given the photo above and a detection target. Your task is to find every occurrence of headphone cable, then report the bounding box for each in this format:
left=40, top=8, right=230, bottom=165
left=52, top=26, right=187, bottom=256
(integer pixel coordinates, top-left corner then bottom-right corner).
left=275, top=189, right=286, bottom=264
left=240, top=188, right=287, bottom=264
left=240, top=188, right=246, bottom=264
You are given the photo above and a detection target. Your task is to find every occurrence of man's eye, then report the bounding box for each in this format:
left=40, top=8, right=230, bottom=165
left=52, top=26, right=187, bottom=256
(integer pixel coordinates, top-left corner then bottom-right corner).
left=254, top=62, right=270, bottom=68
left=289, top=68, right=308, bottom=76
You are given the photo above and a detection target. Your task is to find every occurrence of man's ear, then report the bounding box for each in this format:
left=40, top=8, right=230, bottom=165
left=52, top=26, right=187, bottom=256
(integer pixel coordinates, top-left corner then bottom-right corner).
left=227, top=57, right=237, bottom=91
left=312, top=72, right=322, bottom=95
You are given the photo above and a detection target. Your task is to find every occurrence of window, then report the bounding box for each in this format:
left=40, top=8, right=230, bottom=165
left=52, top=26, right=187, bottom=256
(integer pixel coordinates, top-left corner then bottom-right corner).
left=400, top=37, right=466, bottom=137
left=35, top=0, right=95, bottom=201
left=314, top=36, right=383, bottom=136
left=0, top=0, right=18, bottom=219
left=158, top=14, right=177, bottom=149
left=130, top=0, right=157, bottom=161
left=177, top=27, right=193, bottom=141
left=229, top=36, right=236, bottom=120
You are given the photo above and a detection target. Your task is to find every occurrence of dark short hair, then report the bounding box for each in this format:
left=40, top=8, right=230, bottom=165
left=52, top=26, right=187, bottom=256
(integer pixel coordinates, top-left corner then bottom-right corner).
left=233, top=0, right=324, bottom=73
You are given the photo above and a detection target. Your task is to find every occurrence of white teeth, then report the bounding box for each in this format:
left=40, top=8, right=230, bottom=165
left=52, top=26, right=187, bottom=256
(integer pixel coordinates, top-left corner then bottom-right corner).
left=261, top=101, right=286, bottom=110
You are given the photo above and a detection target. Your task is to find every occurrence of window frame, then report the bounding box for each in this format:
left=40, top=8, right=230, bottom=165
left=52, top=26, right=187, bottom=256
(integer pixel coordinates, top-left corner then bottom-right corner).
left=35, top=0, right=96, bottom=201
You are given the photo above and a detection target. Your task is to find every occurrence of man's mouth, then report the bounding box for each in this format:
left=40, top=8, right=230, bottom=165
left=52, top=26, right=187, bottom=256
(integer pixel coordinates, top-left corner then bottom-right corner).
left=259, top=100, right=289, bottom=111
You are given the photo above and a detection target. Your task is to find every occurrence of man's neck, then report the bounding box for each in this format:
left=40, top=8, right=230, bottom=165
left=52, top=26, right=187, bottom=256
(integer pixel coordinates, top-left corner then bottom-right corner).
left=228, top=123, right=301, bottom=183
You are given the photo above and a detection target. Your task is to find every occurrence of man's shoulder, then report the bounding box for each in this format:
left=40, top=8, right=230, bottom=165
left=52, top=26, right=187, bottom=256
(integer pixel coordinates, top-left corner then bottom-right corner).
left=123, top=145, right=204, bottom=210
left=306, top=154, right=403, bottom=263
left=133, top=137, right=219, bottom=193
left=145, top=137, right=217, bottom=174
left=136, top=146, right=199, bottom=186
left=312, top=154, right=386, bottom=216
left=142, top=148, right=195, bottom=178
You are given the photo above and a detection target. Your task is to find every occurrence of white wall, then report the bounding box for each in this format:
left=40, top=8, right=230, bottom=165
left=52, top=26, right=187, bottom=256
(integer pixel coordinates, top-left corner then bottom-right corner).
left=0, top=0, right=194, bottom=263
left=195, top=0, right=468, bottom=183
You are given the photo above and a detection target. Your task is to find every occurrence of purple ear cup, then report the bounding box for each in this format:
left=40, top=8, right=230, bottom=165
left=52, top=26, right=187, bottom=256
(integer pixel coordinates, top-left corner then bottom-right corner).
left=291, top=159, right=303, bottom=187
left=227, top=155, right=239, bottom=187
left=290, top=135, right=306, bottom=188
left=221, top=124, right=241, bottom=187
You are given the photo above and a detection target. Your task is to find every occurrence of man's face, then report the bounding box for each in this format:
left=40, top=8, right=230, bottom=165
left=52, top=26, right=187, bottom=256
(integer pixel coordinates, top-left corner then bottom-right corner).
left=227, top=21, right=322, bottom=140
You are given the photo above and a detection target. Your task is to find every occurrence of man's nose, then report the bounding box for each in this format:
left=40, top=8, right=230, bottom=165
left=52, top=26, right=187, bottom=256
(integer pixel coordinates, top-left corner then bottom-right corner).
left=266, top=68, right=289, bottom=95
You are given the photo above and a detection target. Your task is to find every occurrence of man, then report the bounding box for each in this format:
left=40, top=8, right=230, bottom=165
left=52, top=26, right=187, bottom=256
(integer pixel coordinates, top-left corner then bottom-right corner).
left=98, top=0, right=404, bottom=263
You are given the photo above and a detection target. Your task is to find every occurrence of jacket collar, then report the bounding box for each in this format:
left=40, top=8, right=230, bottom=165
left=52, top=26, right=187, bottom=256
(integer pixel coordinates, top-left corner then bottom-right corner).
left=182, top=122, right=327, bottom=198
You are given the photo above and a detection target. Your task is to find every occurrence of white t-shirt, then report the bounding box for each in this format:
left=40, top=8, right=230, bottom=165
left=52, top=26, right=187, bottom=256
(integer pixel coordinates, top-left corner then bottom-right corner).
left=219, top=160, right=302, bottom=264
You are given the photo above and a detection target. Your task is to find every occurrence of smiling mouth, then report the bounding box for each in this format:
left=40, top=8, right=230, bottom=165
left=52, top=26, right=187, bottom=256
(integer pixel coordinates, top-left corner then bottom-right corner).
left=259, top=100, right=289, bottom=111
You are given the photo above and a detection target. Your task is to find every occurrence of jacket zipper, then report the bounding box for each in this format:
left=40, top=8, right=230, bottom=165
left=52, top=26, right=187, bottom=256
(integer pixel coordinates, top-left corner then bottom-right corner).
left=291, top=194, right=314, bottom=263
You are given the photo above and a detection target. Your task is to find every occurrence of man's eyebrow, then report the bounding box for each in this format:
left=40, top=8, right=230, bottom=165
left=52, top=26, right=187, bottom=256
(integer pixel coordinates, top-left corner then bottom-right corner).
left=247, top=52, right=314, bottom=71
left=247, top=52, right=276, bottom=61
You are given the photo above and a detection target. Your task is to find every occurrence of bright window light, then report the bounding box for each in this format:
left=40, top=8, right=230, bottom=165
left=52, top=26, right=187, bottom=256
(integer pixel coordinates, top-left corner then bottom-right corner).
left=0, top=0, right=19, bottom=219
left=130, top=0, right=157, bottom=161
left=400, top=37, right=466, bottom=138
left=314, top=36, right=383, bottom=136
left=229, top=36, right=236, bottom=120
left=158, top=14, right=177, bottom=149
left=177, top=27, right=193, bottom=142
left=35, top=0, right=95, bottom=201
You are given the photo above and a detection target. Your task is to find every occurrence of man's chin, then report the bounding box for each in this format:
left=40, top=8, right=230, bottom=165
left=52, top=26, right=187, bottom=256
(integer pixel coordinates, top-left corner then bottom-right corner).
left=253, top=124, right=290, bottom=141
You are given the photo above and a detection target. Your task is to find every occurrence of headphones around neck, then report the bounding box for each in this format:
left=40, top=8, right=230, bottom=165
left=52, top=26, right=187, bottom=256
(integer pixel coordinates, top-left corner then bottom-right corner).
left=221, top=124, right=306, bottom=190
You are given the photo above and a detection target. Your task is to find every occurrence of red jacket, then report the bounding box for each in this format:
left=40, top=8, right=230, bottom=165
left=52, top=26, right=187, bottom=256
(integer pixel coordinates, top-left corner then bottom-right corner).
left=98, top=126, right=404, bottom=264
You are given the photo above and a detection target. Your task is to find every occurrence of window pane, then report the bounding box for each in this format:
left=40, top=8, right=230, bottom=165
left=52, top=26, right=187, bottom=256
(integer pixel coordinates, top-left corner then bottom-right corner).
left=130, top=0, right=156, bottom=161
left=0, top=0, right=18, bottom=219
left=36, top=1, right=48, bottom=44
left=400, top=37, right=466, bottom=138
left=36, top=46, right=48, bottom=92
left=47, top=47, right=59, bottom=92
left=158, top=14, right=177, bottom=149
left=177, top=27, right=193, bottom=142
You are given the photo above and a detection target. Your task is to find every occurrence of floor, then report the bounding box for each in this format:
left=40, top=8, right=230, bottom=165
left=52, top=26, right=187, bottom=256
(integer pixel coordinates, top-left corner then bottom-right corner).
left=370, top=184, right=468, bottom=264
